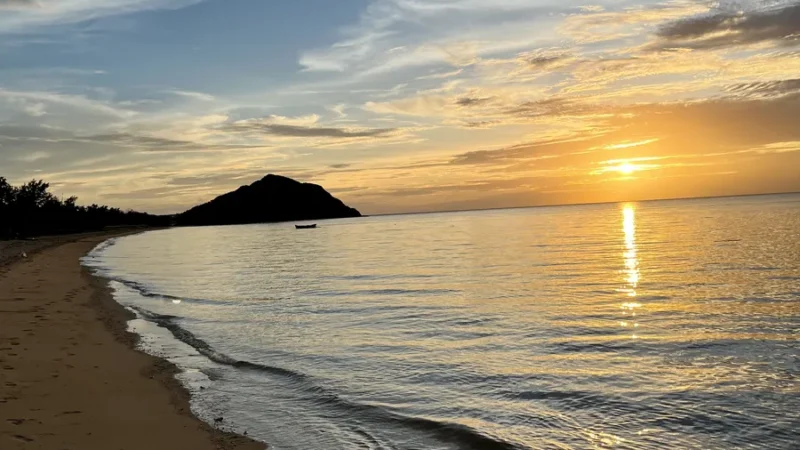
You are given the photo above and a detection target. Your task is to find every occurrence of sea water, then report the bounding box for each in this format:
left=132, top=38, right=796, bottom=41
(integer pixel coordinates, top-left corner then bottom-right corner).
left=82, top=194, right=800, bottom=449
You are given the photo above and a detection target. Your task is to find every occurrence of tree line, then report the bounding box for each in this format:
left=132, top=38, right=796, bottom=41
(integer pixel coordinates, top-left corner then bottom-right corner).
left=0, top=177, right=170, bottom=239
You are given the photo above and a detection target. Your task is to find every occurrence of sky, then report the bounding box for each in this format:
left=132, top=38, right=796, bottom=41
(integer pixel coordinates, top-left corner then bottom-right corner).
left=1, top=0, right=799, bottom=215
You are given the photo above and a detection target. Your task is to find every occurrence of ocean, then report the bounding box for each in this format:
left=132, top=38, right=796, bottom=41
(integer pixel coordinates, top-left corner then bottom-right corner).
left=82, top=194, right=800, bottom=450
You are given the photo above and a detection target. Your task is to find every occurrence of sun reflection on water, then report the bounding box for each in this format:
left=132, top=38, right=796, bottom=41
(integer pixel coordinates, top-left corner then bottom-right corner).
left=621, top=204, right=641, bottom=337
left=622, top=205, right=639, bottom=296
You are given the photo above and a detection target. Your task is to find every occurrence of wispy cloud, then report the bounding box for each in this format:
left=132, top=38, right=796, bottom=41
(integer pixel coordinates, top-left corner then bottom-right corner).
left=725, top=78, right=800, bottom=98
left=652, top=2, right=800, bottom=51
left=223, top=118, right=397, bottom=139
left=298, top=0, right=569, bottom=80
left=0, top=0, right=40, bottom=10
left=165, top=90, right=216, bottom=102
left=77, top=132, right=266, bottom=152
left=0, top=0, right=205, bottom=33
left=0, top=88, right=135, bottom=119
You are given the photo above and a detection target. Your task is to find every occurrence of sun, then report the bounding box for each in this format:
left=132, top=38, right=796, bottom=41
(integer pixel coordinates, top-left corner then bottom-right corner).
left=616, top=162, right=637, bottom=175
left=594, top=158, right=659, bottom=176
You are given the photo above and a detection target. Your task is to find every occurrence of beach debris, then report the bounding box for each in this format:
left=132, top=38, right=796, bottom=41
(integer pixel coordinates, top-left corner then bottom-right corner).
left=214, top=417, right=224, bottom=426
left=20, top=252, right=27, bottom=258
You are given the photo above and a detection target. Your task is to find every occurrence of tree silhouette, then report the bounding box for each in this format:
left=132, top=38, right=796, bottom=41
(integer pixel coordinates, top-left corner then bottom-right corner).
left=0, top=177, right=169, bottom=239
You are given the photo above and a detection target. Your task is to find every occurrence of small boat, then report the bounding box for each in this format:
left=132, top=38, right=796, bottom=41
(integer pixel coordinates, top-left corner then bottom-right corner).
left=295, top=224, right=317, bottom=229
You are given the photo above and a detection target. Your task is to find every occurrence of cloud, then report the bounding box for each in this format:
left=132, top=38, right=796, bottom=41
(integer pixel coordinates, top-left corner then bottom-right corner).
left=0, top=0, right=205, bottom=33
left=365, top=93, right=463, bottom=117
left=652, top=3, right=800, bottom=51
left=297, top=0, right=571, bottom=81
left=23, top=102, right=46, bottom=116
left=597, top=92, right=800, bottom=149
left=0, top=88, right=135, bottom=120
left=79, top=132, right=270, bottom=152
left=753, top=141, right=800, bottom=153
left=232, top=123, right=395, bottom=138
left=102, top=186, right=176, bottom=200
left=725, top=78, right=800, bottom=98
left=328, top=104, right=348, bottom=118
left=78, top=133, right=206, bottom=150
left=417, top=68, right=464, bottom=80
left=0, top=125, right=263, bottom=153
left=559, top=2, right=710, bottom=44
left=0, top=124, right=66, bottom=140
left=505, top=97, right=583, bottom=118
left=520, top=51, right=574, bottom=69
left=165, top=90, right=216, bottom=102
left=446, top=90, right=800, bottom=169
left=15, top=150, right=50, bottom=162
left=455, top=96, right=494, bottom=107
left=257, top=114, right=320, bottom=127
left=223, top=117, right=397, bottom=139
left=448, top=141, right=580, bottom=166
left=0, top=0, right=39, bottom=9
left=460, top=120, right=500, bottom=129
left=0, top=67, right=109, bottom=78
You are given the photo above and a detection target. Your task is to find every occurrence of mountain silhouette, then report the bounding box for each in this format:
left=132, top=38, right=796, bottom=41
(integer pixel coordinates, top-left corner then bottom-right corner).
left=177, top=174, right=361, bottom=226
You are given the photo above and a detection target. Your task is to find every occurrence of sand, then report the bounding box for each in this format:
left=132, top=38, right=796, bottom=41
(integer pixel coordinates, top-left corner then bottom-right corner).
left=0, top=233, right=266, bottom=450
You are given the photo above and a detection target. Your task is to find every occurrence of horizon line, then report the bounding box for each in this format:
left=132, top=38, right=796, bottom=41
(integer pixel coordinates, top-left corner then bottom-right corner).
left=364, top=190, right=800, bottom=218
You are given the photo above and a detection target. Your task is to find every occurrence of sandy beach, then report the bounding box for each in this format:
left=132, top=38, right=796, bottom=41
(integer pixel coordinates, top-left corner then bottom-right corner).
left=0, top=233, right=265, bottom=450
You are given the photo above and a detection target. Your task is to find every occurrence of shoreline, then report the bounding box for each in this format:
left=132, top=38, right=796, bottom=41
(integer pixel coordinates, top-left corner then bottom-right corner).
left=0, top=231, right=265, bottom=450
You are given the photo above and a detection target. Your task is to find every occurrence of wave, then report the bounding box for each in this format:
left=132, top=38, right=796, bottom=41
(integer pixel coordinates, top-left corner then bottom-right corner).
left=128, top=305, right=522, bottom=450
left=113, top=277, right=453, bottom=306
left=306, top=288, right=458, bottom=297
left=113, top=278, right=228, bottom=306
left=551, top=340, right=635, bottom=351
left=129, top=306, right=310, bottom=380
left=89, top=236, right=120, bottom=255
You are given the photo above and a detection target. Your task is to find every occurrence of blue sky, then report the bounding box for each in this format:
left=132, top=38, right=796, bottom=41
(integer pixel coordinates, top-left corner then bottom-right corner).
left=2, top=0, right=799, bottom=214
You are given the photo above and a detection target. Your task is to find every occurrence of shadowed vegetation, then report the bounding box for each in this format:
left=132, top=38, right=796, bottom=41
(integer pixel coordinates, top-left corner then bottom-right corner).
left=0, top=177, right=170, bottom=239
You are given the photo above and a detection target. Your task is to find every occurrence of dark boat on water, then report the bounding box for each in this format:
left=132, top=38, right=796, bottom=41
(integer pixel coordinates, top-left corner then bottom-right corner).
left=295, top=224, right=317, bottom=229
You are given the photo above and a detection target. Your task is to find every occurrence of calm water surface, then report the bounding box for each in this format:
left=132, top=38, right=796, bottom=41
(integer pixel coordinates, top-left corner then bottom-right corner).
left=83, top=195, right=800, bottom=449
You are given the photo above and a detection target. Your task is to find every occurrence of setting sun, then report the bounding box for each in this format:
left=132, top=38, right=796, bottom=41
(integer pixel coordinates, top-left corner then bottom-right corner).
left=593, top=157, right=667, bottom=177
left=617, top=163, right=637, bottom=175
left=595, top=161, right=641, bottom=176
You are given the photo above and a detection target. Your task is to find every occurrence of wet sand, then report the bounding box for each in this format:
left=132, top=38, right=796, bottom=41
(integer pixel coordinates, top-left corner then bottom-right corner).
left=0, top=233, right=266, bottom=450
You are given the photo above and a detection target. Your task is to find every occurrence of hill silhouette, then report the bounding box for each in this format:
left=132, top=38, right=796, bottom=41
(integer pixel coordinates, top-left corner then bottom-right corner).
left=177, top=174, right=361, bottom=226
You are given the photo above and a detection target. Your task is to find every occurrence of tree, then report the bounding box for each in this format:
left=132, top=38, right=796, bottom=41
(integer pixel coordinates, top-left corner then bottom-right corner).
left=0, top=178, right=16, bottom=237
left=0, top=176, right=169, bottom=239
